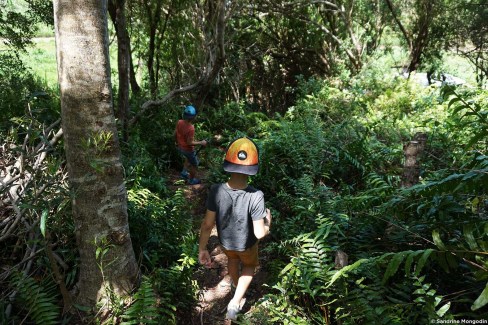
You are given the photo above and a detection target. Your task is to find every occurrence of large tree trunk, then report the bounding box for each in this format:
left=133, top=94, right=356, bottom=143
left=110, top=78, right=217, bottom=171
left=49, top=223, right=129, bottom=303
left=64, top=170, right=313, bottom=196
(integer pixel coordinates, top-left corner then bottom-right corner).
left=406, top=1, right=432, bottom=73
left=53, top=0, right=139, bottom=308
left=129, top=53, right=141, bottom=94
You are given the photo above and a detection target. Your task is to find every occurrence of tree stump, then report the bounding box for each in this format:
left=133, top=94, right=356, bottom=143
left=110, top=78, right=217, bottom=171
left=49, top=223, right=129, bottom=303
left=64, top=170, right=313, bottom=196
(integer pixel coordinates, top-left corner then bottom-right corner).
left=401, top=132, right=427, bottom=187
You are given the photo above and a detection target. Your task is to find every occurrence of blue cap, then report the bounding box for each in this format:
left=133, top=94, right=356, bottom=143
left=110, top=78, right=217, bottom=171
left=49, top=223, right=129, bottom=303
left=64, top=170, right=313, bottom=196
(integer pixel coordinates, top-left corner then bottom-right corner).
left=183, top=105, right=197, bottom=119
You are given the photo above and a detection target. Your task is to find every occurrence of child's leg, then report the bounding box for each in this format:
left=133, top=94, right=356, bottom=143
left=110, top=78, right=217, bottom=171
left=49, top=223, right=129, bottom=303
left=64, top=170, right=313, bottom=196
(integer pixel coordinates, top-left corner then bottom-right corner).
left=227, top=258, right=240, bottom=287
left=183, top=157, right=190, bottom=171
left=181, top=157, right=190, bottom=176
left=187, top=151, right=199, bottom=180
left=179, top=149, right=199, bottom=182
left=188, top=164, right=197, bottom=179
left=229, top=243, right=259, bottom=306
left=231, top=265, right=254, bottom=305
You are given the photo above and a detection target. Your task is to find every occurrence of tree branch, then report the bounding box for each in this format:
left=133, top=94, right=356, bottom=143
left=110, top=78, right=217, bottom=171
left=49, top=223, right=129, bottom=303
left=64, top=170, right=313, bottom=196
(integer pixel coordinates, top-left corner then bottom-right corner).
left=131, top=0, right=228, bottom=124
left=384, top=0, right=412, bottom=51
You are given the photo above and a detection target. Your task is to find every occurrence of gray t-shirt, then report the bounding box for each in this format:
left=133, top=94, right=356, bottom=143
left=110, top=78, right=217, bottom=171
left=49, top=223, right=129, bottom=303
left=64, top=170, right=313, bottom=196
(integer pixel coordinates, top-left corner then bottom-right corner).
left=206, top=183, right=267, bottom=251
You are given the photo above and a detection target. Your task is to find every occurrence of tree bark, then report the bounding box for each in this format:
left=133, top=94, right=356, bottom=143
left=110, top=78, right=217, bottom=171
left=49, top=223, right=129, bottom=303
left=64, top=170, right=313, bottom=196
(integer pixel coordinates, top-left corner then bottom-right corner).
left=108, top=0, right=131, bottom=141
left=53, top=0, right=139, bottom=308
left=406, top=2, right=432, bottom=73
left=143, top=0, right=165, bottom=97
left=401, top=132, right=427, bottom=187
left=129, top=53, right=141, bottom=94
left=194, top=0, right=226, bottom=108
left=385, top=0, right=434, bottom=73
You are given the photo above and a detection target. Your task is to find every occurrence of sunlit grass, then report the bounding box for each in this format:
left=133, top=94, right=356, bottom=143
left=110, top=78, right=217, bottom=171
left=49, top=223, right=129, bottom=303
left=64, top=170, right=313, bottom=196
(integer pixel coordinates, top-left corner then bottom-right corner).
left=20, top=37, right=58, bottom=87
left=13, top=36, right=120, bottom=90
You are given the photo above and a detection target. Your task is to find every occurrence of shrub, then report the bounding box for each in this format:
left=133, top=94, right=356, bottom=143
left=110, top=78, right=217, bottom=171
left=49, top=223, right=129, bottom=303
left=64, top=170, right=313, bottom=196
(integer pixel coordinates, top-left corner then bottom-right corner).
left=244, top=77, right=488, bottom=323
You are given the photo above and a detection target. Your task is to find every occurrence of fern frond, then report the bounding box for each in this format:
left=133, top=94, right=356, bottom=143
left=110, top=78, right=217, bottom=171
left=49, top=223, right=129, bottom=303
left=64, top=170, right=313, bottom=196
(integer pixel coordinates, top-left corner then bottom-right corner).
left=10, top=271, right=60, bottom=325
left=121, top=277, right=160, bottom=325
left=381, top=249, right=435, bottom=284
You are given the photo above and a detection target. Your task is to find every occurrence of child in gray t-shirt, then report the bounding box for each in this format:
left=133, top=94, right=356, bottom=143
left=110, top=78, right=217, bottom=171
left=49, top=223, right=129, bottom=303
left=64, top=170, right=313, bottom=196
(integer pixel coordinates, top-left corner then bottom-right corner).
left=198, top=137, right=272, bottom=321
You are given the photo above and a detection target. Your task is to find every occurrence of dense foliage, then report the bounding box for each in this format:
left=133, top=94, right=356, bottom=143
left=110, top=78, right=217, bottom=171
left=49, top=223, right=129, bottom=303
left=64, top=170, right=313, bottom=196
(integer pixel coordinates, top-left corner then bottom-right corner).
left=242, top=77, right=488, bottom=324
left=1, top=0, right=487, bottom=323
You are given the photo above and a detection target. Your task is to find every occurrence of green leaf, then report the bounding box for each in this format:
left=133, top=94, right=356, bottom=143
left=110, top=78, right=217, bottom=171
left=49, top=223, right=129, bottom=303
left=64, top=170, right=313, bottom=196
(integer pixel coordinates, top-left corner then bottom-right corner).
left=414, top=249, right=433, bottom=276
left=280, top=263, right=294, bottom=275
left=328, top=259, right=367, bottom=287
left=405, top=250, right=421, bottom=275
left=466, top=128, right=488, bottom=149
left=40, top=210, right=48, bottom=238
left=446, top=253, right=458, bottom=269
left=436, top=252, right=450, bottom=273
left=432, top=229, right=446, bottom=250
left=463, top=224, right=479, bottom=250
left=382, top=252, right=406, bottom=284
left=437, top=302, right=451, bottom=317
left=472, top=282, right=488, bottom=311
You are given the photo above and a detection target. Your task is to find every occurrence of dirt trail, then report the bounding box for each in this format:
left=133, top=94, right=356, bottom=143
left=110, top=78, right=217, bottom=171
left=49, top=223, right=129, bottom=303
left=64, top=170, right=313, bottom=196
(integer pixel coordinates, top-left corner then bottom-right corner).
left=168, top=170, right=269, bottom=324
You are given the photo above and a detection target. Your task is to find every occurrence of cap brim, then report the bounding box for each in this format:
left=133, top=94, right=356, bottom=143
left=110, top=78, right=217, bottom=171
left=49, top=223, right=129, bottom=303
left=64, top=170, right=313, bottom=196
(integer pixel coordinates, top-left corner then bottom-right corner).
left=223, top=160, right=259, bottom=175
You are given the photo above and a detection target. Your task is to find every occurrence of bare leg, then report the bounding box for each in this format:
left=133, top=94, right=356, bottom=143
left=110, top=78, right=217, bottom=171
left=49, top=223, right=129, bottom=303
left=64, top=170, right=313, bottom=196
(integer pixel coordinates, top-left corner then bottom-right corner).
left=230, top=265, right=255, bottom=306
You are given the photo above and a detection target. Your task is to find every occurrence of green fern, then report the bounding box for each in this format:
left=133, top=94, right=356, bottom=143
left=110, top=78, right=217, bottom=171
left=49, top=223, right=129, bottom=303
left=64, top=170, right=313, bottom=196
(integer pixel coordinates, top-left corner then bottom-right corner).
left=10, top=271, right=60, bottom=325
left=121, top=277, right=160, bottom=325
left=442, top=86, right=488, bottom=149
left=381, top=249, right=434, bottom=284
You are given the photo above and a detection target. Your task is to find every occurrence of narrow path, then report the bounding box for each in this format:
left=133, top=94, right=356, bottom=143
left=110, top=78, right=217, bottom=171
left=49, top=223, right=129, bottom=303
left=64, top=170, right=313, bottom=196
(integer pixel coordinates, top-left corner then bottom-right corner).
left=168, top=169, right=269, bottom=324
left=191, top=227, right=269, bottom=325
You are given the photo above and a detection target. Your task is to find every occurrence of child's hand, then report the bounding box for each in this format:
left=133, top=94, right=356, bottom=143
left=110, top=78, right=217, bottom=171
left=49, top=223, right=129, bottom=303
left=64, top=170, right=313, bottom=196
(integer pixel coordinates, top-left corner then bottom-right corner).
left=198, top=250, right=212, bottom=268
left=265, top=208, right=272, bottom=226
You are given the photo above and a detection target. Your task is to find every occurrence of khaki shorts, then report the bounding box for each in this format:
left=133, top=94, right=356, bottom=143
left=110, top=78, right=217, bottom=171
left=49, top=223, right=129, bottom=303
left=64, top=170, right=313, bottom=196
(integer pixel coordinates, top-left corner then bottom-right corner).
left=223, top=242, right=259, bottom=267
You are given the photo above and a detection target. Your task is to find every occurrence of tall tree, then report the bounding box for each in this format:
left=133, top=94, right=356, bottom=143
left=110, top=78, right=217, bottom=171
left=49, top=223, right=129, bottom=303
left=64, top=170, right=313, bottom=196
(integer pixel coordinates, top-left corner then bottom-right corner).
left=53, top=0, right=139, bottom=308
left=108, top=0, right=135, bottom=141
left=448, top=1, right=488, bottom=87
left=385, top=0, right=448, bottom=74
left=129, top=0, right=228, bottom=125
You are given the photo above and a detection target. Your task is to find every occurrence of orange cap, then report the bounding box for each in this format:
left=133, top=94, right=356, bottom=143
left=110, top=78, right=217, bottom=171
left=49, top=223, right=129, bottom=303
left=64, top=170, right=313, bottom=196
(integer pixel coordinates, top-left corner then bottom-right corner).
left=223, top=137, right=259, bottom=175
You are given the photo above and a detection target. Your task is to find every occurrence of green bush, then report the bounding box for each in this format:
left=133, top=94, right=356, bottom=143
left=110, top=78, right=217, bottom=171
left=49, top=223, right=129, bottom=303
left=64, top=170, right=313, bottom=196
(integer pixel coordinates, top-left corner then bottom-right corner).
left=243, top=75, right=488, bottom=323
left=127, top=185, right=191, bottom=268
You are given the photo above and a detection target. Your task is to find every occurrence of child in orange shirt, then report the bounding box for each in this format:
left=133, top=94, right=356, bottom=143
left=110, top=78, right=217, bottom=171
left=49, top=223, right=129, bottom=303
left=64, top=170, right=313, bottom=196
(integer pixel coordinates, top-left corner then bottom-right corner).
left=174, top=105, right=207, bottom=184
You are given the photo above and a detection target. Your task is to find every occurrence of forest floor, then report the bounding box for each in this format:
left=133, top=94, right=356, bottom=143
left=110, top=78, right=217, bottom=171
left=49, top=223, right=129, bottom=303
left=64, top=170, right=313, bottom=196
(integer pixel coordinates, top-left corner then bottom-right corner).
left=168, top=169, right=270, bottom=325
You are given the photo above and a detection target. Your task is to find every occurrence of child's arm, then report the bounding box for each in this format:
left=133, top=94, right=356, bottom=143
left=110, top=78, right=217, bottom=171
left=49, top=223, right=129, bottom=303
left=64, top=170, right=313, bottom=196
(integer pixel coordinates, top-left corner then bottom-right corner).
left=198, top=209, right=216, bottom=267
left=187, top=135, right=207, bottom=147
left=264, top=208, right=272, bottom=229
left=253, top=209, right=272, bottom=239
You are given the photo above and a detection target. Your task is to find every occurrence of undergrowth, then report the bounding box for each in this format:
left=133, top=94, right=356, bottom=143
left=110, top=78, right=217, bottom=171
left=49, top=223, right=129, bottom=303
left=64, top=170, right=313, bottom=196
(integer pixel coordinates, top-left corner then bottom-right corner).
left=238, top=78, right=488, bottom=323
left=1, top=52, right=487, bottom=324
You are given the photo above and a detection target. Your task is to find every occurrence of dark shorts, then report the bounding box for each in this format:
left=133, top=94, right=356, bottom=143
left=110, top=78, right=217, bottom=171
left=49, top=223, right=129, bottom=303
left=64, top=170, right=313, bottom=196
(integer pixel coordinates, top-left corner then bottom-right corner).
left=178, top=148, right=199, bottom=166
left=223, top=242, right=259, bottom=267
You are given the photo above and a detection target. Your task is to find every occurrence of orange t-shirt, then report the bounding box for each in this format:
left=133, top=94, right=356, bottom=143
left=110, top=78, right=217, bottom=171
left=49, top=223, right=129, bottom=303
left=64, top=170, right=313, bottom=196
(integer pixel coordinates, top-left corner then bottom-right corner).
left=175, top=120, right=195, bottom=152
